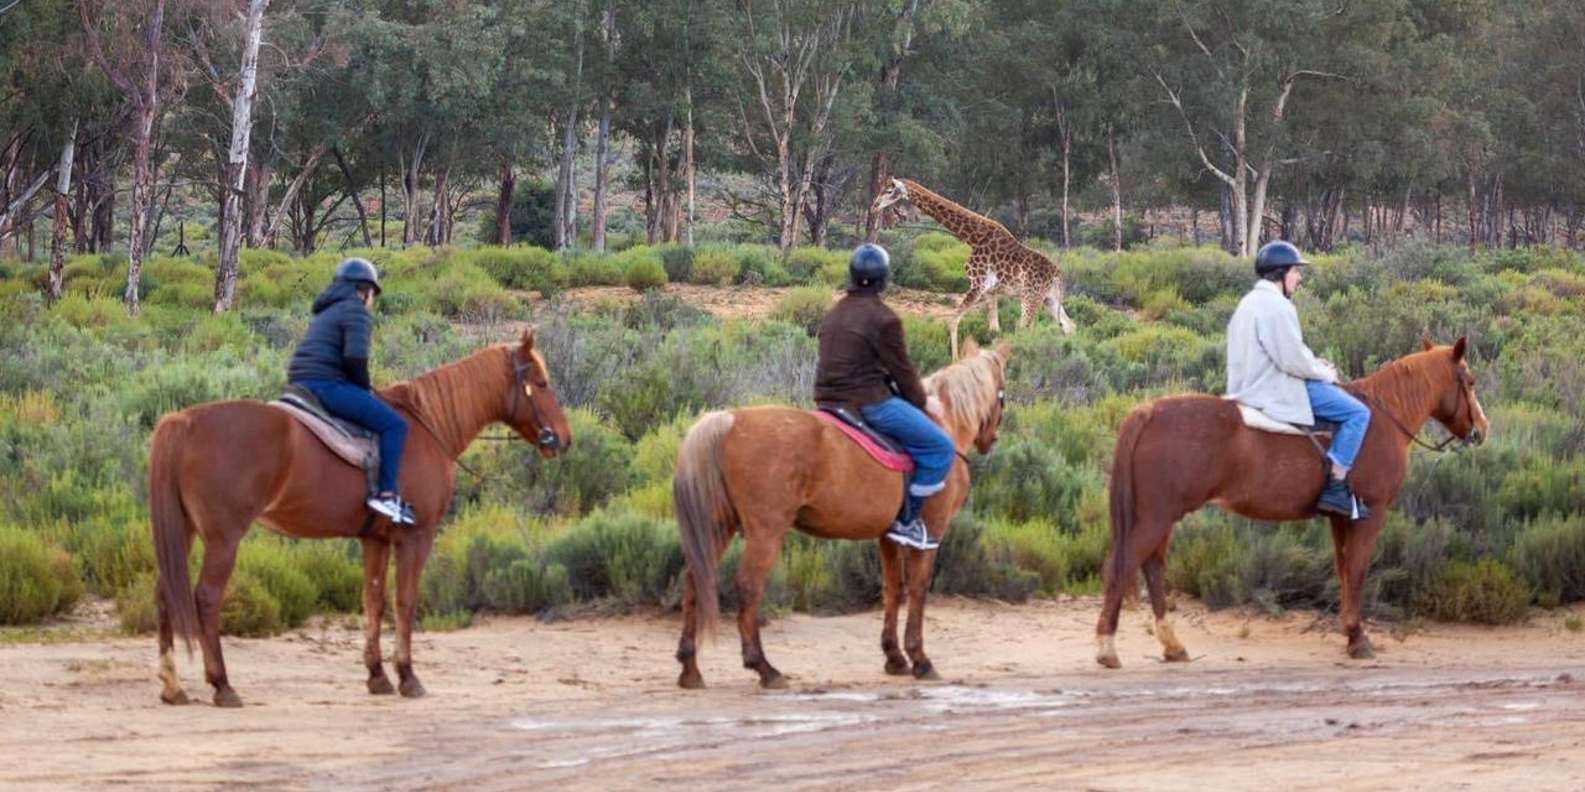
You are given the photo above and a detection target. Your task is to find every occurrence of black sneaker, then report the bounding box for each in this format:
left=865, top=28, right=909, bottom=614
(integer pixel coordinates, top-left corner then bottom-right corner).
left=1316, top=479, right=1370, bottom=521
left=885, top=517, right=939, bottom=550
left=367, top=493, right=416, bottom=525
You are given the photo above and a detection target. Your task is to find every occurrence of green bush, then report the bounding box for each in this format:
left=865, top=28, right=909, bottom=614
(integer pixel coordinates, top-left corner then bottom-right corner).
left=657, top=244, right=694, bottom=283
left=0, top=527, right=84, bottom=625
left=1418, top=559, right=1531, bottom=624
left=545, top=510, right=683, bottom=607
left=625, top=258, right=668, bottom=293
left=771, top=286, right=832, bottom=335
left=1510, top=514, right=1585, bottom=604
left=690, top=247, right=740, bottom=285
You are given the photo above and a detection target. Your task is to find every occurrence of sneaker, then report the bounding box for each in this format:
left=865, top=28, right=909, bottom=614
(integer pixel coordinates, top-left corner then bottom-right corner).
left=1315, top=479, right=1371, bottom=521
left=367, top=493, right=416, bottom=525
left=885, top=517, right=939, bottom=550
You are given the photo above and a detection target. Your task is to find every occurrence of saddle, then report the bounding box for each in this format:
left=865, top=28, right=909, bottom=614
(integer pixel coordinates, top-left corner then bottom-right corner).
left=812, top=406, right=915, bottom=473
left=1231, top=400, right=1339, bottom=437
left=268, top=384, right=380, bottom=497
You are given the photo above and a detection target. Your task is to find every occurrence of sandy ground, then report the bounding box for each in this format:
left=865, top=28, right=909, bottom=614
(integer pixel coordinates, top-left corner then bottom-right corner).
left=2, top=597, right=1584, bottom=791
left=523, top=283, right=964, bottom=321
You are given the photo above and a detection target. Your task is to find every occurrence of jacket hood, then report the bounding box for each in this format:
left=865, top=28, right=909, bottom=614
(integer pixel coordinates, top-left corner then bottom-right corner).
left=311, top=281, right=364, bottom=315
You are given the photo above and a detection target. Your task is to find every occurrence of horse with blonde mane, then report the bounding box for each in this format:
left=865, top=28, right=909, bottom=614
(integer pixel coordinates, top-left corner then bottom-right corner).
left=146, top=330, right=571, bottom=707
left=1097, top=338, right=1488, bottom=668
left=673, top=341, right=1011, bottom=689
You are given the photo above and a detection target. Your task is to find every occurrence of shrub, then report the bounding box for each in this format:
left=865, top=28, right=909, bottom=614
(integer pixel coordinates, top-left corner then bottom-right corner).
left=545, top=510, right=683, bottom=607
left=690, top=247, right=740, bottom=285
left=1510, top=514, right=1585, bottom=604
left=771, top=286, right=832, bottom=336
left=625, top=258, right=668, bottom=293
left=657, top=244, right=694, bottom=283
left=234, top=540, right=320, bottom=629
left=1418, top=559, right=1531, bottom=624
left=0, top=527, right=84, bottom=625
left=565, top=253, right=624, bottom=287
left=464, top=246, right=566, bottom=295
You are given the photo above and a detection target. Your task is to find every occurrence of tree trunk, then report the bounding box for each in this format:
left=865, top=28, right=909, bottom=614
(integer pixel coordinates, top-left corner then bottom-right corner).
left=47, top=122, right=78, bottom=303
left=495, top=158, right=514, bottom=246
left=863, top=151, right=892, bottom=244
left=554, top=4, right=586, bottom=251
left=264, top=141, right=333, bottom=246
left=1060, top=118, right=1072, bottom=248
left=1467, top=170, right=1478, bottom=254
left=1107, top=125, right=1123, bottom=252
left=683, top=84, right=696, bottom=247
left=333, top=145, right=372, bottom=248
left=213, top=0, right=269, bottom=313
left=399, top=134, right=428, bottom=247
left=379, top=163, right=386, bottom=247
left=590, top=0, right=615, bottom=252
left=426, top=164, right=449, bottom=247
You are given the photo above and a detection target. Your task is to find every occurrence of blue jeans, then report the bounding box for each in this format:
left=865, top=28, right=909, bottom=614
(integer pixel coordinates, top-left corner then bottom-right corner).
left=860, top=397, right=955, bottom=499
left=1306, top=380, right=1370, bottom=470
left=296, top=379, right=408, bottom=494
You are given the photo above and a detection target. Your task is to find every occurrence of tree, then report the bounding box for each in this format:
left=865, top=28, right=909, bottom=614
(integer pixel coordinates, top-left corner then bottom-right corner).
left=211, top=0, right=270, bottom=312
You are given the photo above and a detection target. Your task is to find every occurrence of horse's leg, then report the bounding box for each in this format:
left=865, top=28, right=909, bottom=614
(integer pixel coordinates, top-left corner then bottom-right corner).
left=360, top=538, right=394, bottom=695
left=1340, top=516, right=1385, bottom=659
left=877, top=539, right=909, bottom=675
left=392, top=530, right=437, bottom=698
left=157, top=597, right=189, bottom=705
left=735, top=530, right=788, bottom=689
left=157, top=530, right=194, bottom=706
left=677, top=534, right=731, bottom=690
left=1096, top=514, right=1173, bottom=669
left=194, top=533, right=243, bottom=708
left=1328, top=516, right=1351, bottom=644
left=1142, top=547, right=1188, bottom=662
left=902, top=546, right=941, bottom=680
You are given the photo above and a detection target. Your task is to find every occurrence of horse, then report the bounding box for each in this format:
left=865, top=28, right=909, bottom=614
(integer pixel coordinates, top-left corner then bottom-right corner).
left=146, top=329, right=572, bottom=707
left=672, top=340, right=1011, bottom=689
left=1096, top=337, right=1488, bottom=668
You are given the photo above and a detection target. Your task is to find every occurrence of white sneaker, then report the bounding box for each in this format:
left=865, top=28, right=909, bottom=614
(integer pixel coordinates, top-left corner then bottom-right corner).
left=884, top=518, right=939, bottom=550
left=367, top=494, right=415, bottom=525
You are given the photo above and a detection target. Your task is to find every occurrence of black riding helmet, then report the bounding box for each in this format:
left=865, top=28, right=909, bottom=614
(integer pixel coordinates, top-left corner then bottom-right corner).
left=849, top=244, right=890, bottom=293
left=334, top=257, right=382, bottom=295
left=1254, top=240, right=1309, bottom=280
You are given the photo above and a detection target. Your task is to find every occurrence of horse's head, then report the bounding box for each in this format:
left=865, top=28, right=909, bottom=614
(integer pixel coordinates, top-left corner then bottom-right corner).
left=1421, top=335, right=1489, bottom=446
left=506, top=327, right=573, bottom=458
left=928, top=339, right=1012, bottom=456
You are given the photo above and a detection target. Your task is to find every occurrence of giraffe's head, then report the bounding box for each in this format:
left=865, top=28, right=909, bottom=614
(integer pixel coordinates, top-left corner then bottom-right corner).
left=871, top=178, right=910, bottom=213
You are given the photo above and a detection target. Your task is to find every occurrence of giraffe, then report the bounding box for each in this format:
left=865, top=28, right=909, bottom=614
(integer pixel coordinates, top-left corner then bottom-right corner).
left=872, top=178, right=1076, bottom=359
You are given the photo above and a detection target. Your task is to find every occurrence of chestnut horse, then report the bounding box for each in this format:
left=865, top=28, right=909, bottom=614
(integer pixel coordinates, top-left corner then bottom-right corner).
left=147, top=329, right=571, bottom=707
left=1097, top=338, right=1488, bottom=668
left=673, top=341, right=1010, bottom=689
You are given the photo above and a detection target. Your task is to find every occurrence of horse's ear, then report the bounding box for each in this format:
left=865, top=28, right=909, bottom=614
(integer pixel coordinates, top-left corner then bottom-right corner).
left=1452, top=336, right=1467, bottom=362
left=993, top=340, right=1012, bottom=361
left=519, top=326, right=537, bottom=352
left=961, top=337, right=980, bottom=359
left=1420, top=335, right=1435, bottom=352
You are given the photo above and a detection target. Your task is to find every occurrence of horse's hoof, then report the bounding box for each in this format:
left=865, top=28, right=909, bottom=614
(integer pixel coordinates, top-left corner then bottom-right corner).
left=884, top=658, right=911, bottom=676
left=1348, top=639, right=1376, bottom=660
left=760, top=674, right=789, bottom=690
left=399, top=678, right=427, bottom=698
left=160, top=689, right=190, bottom=706
left=678, top=672, right=706, bottom=690
left=368, top=676, right=396, bottom=695
left=213, top=688, right=243, bottom=708
left=1164, top=648, right=1191, bottom=663
left=912, top=665, right=941, bottom=682
left=1096, top=653, right=1122, bottom=670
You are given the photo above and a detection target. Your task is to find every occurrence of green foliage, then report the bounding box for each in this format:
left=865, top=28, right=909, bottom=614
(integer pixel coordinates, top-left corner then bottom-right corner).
left=625, top=257, right=669, bottom=293
left=771, top=286, right=832, bottom=335
left=1417, top=559, right=1531, bottom=625
left=460, top=246, right=567, bottom=295
left=689, top=247, right=741, bottom=286
left=0, top=527, right=83, bottom=625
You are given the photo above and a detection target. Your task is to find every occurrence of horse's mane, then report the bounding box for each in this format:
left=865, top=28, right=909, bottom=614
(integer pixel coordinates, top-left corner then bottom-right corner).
left=1350, top=349, right=1446, bottom=417
left=924, top=344, right=1005, bottom=433
left=381, top=344, right=516, bottom=451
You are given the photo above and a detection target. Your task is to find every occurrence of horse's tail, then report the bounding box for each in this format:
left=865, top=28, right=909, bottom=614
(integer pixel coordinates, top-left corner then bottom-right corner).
left=1108, top=405, right=1152, bottom=595
left=673, top=410, right=737, bottom=635
left=149, top=413, right=199, bottom=653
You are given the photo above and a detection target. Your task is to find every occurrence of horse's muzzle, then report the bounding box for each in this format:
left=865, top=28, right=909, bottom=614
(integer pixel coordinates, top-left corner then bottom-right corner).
left=537, top=428, right=560, bottom=452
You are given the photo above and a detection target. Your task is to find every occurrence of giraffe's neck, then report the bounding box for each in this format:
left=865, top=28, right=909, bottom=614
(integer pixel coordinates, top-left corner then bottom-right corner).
left=902, top=180, right=1005, bottom=248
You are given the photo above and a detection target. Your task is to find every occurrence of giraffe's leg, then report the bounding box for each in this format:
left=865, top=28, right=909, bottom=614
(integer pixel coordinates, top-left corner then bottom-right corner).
left=1046, top=283, right=1076, bottom=334
left=949, top=287, right=985, bottom=360
left=1019, top=291, right=1041, bottom=330
left=987, top=296, right=1001, bottom=334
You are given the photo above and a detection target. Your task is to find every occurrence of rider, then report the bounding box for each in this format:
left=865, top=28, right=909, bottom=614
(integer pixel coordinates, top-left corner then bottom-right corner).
left=814, top=243, right=954, bottom=550
left=1226, top=240, right=1372, bottom=520
left=286, top=257, right=414, bottom=526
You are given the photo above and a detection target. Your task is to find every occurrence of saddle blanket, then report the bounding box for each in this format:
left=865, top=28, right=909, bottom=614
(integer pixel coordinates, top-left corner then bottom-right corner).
left=268, top=399, right=375, bottom=469
left=1230, top=400, right=1333, bottom=437
left=811, top=410, right=915, bottom=473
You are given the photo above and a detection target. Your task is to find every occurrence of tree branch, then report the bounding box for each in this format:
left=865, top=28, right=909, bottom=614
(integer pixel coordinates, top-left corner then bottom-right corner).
left=1153, top=69, right=1236, bottom=187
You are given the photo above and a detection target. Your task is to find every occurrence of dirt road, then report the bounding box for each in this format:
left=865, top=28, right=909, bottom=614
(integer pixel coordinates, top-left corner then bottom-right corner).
left=2, top=598, right=1583, bottom=791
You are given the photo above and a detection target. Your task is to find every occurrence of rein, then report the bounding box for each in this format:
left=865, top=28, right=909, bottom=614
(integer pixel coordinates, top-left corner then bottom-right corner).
left=403, top=348, right=559, bottom=486
left=1346, top=381, right=1465, bottom=454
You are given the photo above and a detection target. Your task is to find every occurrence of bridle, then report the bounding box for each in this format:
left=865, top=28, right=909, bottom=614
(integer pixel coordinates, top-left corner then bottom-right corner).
left=1348, top=369, right=1477, bottom=454
left=510, top=349, right=560, bottom=452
